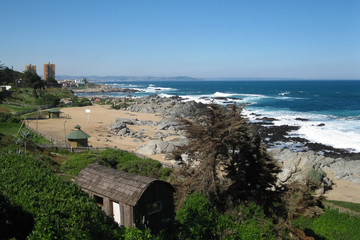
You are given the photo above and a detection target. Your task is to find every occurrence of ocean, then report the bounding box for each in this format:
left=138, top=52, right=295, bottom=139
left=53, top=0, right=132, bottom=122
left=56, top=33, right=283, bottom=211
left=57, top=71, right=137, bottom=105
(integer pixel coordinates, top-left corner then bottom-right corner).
left=80, top=80, right=360, bottom=153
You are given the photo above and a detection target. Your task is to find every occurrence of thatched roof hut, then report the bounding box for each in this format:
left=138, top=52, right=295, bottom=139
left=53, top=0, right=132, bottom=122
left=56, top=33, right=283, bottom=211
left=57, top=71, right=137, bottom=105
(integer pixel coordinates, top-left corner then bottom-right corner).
left=76, top=164, right=174, bottom=232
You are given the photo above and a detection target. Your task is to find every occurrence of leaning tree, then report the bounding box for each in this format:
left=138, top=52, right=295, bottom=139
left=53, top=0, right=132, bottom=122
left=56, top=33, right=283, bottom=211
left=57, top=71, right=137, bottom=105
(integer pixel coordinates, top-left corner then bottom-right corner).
left=172, top=103, right=280, bottom=208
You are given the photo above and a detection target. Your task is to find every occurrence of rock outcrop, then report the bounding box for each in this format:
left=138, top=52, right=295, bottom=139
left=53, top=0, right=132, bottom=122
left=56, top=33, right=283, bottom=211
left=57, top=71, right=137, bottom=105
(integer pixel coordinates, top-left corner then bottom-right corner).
left=138, top=137, right=189, bottom=155
left=269, top=148, right=360, bottom=193
left=125, top=95, right=207, bottom=118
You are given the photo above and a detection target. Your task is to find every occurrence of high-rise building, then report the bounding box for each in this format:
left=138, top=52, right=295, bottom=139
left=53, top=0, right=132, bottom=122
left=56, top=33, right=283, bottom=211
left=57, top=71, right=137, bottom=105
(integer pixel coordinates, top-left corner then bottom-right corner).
left=43, top=62, right=55, bottom=80
left=25, top=64, right=37, bottom=74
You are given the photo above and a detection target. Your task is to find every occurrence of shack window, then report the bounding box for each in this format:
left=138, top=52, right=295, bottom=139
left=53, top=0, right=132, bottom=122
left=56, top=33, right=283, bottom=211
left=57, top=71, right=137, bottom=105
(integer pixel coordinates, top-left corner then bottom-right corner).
left=93, top=195, right=104, bottom=207
left=147, top=201, right=162, bottom=215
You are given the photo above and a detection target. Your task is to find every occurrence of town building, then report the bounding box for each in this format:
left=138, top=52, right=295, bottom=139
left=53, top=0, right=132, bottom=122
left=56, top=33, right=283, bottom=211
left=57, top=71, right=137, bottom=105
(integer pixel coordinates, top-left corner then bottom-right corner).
left=76, top=164, right=175, bottom=233
left=43, top=62, right=55, bottom=80
left=25, top=64, right=37, bottom=74
left=75, top=78, right=87, bottom=86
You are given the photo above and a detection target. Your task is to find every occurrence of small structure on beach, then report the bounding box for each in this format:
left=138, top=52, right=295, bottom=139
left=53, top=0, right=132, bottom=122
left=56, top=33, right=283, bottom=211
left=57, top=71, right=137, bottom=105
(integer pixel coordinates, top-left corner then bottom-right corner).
left=65, top=125, right=90, bottom=147
left=48, top=108, right=61, bottom=118
left=75, top=164, right=174, bottom=232
left=92, top=97, right=102, bottom=104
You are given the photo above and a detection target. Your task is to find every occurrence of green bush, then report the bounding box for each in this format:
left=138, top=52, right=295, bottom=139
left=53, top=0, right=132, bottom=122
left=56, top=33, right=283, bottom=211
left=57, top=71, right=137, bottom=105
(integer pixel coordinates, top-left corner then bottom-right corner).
left=176, top=192, right=220, bottom=240
left=60, top=148, right=172, bottom=180
left=35, top=92, right=60, bottom=107
left=0, top=150, right=123, bottom=239
left=60, top=151, right=97, bottom=176
left=99, top=148, right=172, bottom=180
left=176, top=193, right=275, bottom=240
left=293, top=209, right=360, bottom=240
left=72, top=96, right=92, bottom=106
left=124, top=227, right=156, bottom=240
left=308, top=168, right=326, bottom=186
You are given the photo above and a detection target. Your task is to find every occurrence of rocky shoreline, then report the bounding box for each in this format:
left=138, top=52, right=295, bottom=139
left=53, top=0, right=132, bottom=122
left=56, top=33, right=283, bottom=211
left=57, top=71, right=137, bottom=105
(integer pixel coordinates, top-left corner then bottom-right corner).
left=103, top=95, right=360, bottom=190
left=73, top=84, right=139, bottom=93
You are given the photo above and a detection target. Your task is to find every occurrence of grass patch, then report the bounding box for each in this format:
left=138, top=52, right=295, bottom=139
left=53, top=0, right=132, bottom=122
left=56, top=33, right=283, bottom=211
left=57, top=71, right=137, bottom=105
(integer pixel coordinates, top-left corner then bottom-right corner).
left=293, top=208, right=360, bottom=240
left=60, top=148, right=173, bottom=181
left=0, top=122, right=21, bottom=136
left=60, top=151, right=97, bottom=176
left=325, top=200, right=360, bottom=213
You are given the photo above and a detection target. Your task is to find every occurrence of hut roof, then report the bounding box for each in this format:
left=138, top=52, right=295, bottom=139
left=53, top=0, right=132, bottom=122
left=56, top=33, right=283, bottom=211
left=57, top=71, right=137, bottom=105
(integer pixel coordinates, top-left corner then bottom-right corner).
left=76, top=164, right=168, bottom=206
left=66, top=125, right=90, bottom=139
left=48, top=108, right=60, bottom=113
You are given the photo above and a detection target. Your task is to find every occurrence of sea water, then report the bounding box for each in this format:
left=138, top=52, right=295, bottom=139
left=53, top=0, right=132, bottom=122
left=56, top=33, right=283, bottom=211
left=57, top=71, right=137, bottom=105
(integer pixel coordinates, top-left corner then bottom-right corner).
left=80, top=80, right=360, bottom=152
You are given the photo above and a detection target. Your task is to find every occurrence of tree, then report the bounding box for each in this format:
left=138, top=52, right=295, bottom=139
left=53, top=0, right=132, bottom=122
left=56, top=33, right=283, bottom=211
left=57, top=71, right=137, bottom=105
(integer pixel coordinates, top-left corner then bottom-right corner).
left=23, top=71, right=45, bottom=97
left=0, top=63, right=20, bottom=85
left=172, top=104, right=280, bottom=208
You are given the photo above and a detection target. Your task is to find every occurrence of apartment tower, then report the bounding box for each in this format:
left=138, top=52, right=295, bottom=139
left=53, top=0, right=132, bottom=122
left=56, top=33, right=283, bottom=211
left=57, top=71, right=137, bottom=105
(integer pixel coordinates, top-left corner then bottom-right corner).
left=43, top=62, right=55, bottom=80
left=25, top=64, right=37, bottom=74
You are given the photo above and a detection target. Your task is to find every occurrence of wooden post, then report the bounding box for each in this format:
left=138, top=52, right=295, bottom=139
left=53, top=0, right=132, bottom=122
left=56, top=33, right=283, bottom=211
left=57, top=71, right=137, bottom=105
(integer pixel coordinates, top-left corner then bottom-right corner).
left=16, top=117, right=27, bottom=137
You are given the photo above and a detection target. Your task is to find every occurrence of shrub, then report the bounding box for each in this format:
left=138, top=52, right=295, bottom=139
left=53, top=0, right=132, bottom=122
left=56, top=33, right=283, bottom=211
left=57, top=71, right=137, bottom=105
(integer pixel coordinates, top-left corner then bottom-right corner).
left=0, top=151, right=123, bottom=239
left=60, top=151, right=97, bottom=176
left=176, top=193, right=275, bottom=240
left=98, top=148, right=172, bottom=180
left=176, top=192, right=220, bottom=240
left=60, top=148, right=172, bottom=181
left=308, top=168, right=326, bottom=187
left=124, top=227, right=155, bottom=240
left=293, top=209, right=360, bottom=240
left=35, top=93, right=60, bottom=107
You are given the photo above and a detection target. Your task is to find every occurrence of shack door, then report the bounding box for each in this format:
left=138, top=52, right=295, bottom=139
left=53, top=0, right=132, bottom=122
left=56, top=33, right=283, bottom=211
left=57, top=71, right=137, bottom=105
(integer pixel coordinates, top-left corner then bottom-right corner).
left=113, top=202, right=121, bottom=225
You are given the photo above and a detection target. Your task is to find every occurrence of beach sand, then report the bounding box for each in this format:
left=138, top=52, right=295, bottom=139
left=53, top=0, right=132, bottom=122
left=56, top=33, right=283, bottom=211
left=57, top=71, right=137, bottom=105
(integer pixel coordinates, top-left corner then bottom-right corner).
left=27, top=105, right=360, bottom=204
left=27, top=104, right=171, bottom=162
left=323, top=170, right=360, bottom=204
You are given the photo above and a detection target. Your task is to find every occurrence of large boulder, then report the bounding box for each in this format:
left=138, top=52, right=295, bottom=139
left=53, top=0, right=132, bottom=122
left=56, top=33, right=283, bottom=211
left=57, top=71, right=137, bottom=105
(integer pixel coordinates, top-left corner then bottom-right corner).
left=138, top=140, right=176, bottom=155
left=138, top=137, right=189, bottom=156
left=269, top=148, right=360, bottom=187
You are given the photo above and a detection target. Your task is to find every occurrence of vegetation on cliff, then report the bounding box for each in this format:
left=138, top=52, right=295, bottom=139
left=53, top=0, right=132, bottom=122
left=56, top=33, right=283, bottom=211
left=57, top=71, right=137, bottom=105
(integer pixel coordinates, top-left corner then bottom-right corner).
left=1, top=63, right=360, bottom=239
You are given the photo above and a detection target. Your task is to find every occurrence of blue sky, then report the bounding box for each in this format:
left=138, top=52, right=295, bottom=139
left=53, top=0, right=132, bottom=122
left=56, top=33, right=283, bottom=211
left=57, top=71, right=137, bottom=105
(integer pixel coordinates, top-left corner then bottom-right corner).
left=1, top=0, right=359, bottom=79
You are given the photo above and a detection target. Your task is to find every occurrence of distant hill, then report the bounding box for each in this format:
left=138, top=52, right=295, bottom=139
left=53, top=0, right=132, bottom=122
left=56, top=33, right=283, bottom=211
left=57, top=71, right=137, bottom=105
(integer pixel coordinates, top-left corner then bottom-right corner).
left=56, top=75, right=202, bottom=82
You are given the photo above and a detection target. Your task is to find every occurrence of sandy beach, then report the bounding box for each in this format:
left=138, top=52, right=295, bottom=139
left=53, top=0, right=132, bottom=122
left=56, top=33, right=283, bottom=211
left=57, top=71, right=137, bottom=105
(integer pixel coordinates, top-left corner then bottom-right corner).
left=27, top=104, right=360, bottom=204
left=27, top=104, right=172, bottom=162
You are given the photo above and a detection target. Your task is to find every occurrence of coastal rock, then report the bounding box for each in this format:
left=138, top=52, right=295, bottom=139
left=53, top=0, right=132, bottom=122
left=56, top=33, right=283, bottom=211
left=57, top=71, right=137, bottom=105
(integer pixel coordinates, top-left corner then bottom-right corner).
left=125, top=95, right=207, bottom=118
left=269, top=148, right=360, bottom=187
left=115, top=118, right=136, bottom=125
left=138, top=120, right=159, bottom=126
left=108, top=122, right=133, bottom=137
left=138, top=137, right=189, bottom=156
left=73, top=84, right=139, bottom=93
left=138, top=140, right=176, bottom=155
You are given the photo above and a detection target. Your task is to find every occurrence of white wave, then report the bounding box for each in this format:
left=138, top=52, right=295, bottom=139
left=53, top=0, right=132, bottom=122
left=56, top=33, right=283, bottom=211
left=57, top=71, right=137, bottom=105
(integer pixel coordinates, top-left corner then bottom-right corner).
left=244, top=108, right=360, bottom=152
left=213, top=92, right=238, bottom=97
left=297, top=120, right=360, bottom=152
left=142, top=85, right=177, bottom=93
left=279, top=91, right=291, bottom=96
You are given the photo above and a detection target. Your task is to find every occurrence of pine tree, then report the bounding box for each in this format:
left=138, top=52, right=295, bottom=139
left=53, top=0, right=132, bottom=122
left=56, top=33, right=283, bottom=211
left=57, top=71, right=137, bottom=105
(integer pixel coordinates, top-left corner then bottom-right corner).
left=172, top=104, right=280, bottom=208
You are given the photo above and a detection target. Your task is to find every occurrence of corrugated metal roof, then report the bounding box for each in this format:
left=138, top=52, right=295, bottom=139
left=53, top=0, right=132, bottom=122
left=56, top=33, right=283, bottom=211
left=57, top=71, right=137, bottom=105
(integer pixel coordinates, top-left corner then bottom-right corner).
left=75, top=164, right=162, bottom=206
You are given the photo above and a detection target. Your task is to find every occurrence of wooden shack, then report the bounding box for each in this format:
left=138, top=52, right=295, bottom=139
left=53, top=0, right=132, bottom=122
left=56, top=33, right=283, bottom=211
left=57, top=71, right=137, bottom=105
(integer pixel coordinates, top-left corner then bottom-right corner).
left=65, top=125, right=90, bottom=147
left=75, top=164, right=174, bottom=232
left=48, top=108, right=61, bottom=118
